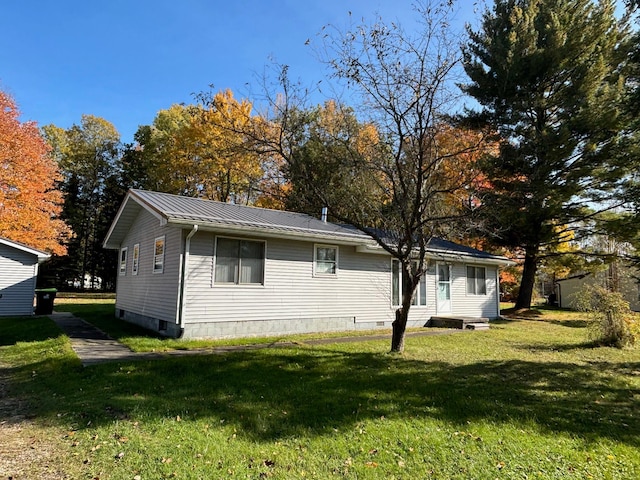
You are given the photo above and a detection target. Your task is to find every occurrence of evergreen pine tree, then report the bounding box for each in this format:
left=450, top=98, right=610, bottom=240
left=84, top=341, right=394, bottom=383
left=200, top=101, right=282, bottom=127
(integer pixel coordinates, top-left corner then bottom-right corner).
left=462, top=0, right=630, bottom=309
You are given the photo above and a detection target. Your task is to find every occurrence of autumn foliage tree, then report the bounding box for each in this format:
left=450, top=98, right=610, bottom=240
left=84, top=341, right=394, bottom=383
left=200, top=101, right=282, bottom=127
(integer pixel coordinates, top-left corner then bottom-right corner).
left=131, top=90, right=263, bottom=204
left=0, top=90, right=70, bottom=254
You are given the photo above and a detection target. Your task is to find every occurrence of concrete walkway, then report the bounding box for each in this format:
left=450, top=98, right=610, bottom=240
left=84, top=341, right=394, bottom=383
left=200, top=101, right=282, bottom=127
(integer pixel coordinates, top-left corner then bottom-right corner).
left=50, top=312, right=143, bottom=366
left=50, top=311, right=463, bottom=366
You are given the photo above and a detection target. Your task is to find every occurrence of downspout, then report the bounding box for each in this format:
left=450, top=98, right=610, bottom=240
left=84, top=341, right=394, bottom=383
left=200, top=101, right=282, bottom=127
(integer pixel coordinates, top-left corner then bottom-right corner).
left=496, top=267, right=502, bottom=318
left=177, top=225, right=198, bottom=337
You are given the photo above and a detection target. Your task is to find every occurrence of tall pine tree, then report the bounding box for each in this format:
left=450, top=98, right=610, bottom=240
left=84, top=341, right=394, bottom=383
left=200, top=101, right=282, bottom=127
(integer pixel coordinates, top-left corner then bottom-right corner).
left=462, top=0, right=630, bottom=309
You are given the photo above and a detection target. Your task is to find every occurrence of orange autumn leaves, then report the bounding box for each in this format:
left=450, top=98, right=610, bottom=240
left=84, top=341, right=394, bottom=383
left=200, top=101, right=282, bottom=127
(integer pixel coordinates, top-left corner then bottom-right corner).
left=0, top=91, right=70, bottom=254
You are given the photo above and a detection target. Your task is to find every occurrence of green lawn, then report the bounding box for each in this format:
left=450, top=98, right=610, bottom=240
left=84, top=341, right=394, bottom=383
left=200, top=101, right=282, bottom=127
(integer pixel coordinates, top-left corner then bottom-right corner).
left=1, top=303, right=639, bottom=479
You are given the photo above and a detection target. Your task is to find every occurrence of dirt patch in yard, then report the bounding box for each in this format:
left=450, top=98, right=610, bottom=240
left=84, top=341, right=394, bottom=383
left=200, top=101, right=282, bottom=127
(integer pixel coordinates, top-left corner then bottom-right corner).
left=0, top=367, right=70, bottom=479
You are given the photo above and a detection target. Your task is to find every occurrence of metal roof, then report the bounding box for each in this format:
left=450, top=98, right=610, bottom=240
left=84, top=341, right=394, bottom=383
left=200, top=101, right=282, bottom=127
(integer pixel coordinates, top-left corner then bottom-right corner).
left=103, top=189, right=513, bottom=265
left=103, top=189, right=371, bottom=249
left=133, top=189, right=368, bottom=238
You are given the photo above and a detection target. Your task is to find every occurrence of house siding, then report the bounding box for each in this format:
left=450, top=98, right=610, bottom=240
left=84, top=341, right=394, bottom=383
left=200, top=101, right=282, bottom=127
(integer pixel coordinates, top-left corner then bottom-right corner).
left=450, top=264, right=499, bottom=318
left=179, top=232, right=496, bottom=338
left=182, top=232, right=395, bottom=338
left=106, top=190, right=510, bottom=339
left=115, top=208, right=182, bottom=332
left=0, top=244, right=39, bottom=316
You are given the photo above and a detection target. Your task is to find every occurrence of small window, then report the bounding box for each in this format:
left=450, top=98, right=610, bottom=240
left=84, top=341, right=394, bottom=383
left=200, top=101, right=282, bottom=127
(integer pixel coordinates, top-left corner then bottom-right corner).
left=132, top=243, right=140, bottom=275
left=466, top=266, right=487, bottom=295
left=119, top=247, right=128, bottom=276
left=392, top=259, right=427, bottom=307
left=214, top=237, right=265, bottom=285
left=314, top=245, right=338, bottom=276
left=154, top=236, right=165, bottom=274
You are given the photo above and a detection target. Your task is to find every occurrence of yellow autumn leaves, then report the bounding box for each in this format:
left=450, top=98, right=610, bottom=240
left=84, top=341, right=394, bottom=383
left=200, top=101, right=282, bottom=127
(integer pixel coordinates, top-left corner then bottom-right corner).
left=140, top=90, right=263, bottom=204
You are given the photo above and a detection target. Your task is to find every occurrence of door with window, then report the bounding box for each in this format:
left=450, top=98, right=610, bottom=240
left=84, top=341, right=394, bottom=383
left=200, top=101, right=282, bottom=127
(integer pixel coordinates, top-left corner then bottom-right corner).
left=437, top=264, right=452, bottom=313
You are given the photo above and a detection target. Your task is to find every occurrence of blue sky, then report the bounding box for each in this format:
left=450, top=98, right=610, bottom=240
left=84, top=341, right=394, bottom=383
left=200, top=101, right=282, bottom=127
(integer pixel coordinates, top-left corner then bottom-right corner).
left=1, top=1, right=478, bottom=143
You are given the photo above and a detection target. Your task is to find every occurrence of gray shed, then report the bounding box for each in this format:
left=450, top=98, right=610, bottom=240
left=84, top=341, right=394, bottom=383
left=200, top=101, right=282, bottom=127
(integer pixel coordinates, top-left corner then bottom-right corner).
left=0, top=237, right=50, bottom=316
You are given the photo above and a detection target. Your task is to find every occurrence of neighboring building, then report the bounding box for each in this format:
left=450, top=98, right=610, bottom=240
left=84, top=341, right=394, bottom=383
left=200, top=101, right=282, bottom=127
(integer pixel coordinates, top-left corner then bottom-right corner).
left=556, top=271, right=640, bottom=312
left=0, top=237, right=50, bottom=316
left=103, top=189, right=513, bottom=339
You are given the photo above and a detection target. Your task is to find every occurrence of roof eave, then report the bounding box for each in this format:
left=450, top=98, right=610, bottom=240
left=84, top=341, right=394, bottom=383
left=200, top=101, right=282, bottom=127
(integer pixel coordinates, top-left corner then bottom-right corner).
left=166, top=218, right=374, bottom=246
left=103, top=190, right=165, bottom=249
left=355, top=244, right=515, bottom=266
left=0, top=238, right=51, bottom=261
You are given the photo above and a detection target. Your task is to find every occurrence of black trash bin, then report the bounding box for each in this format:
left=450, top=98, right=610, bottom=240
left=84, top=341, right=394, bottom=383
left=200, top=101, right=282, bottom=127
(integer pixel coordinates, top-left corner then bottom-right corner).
left=35, top=288, right=57, bottom=315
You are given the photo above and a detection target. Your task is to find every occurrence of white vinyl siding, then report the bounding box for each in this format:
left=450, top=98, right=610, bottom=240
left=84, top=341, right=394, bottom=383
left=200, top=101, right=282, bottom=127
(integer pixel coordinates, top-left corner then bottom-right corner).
left=450, top=263, right=499, bottom=318
left=184, top=234, right=501, bottom=330
left=115, top=209, right=181, bottom=323
left=0, top=244, right=40, bottom=316
left=185, top=234, right=399, bottom=325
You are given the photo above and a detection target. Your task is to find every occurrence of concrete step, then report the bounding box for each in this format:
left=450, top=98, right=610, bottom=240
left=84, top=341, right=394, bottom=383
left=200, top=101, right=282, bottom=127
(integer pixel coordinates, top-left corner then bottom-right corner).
left=429, top=316, right=489, bottom=329
left=465, top=322, right=490, bottom=331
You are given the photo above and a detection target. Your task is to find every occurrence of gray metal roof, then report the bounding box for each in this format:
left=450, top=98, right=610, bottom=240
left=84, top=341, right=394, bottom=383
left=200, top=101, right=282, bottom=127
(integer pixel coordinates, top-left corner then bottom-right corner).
left=103, top=189, right=512, bottom=265
left=133, top=189, right=369, bottom=238
left=103, top=189, right=371, bottom=249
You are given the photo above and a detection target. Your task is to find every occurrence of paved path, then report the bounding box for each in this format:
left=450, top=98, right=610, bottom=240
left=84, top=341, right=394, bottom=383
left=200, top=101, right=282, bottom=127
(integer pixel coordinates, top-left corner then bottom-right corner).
left=50, top=312, right=143, bottom=366
left=50, top=311, right=463, bottom=366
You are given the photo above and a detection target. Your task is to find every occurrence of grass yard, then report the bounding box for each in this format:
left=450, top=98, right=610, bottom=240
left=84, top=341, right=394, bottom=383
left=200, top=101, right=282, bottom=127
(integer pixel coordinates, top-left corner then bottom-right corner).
left=1, top=301, right=639, bottom=479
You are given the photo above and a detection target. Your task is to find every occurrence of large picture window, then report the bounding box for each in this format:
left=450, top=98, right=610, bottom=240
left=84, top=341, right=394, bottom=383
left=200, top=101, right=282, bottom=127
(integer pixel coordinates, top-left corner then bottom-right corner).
left=392, top=260, right=427, bottom=307
left=215, top=237, right=265, bottom=285
left=153, top=236, right=165, bottom=274
left=466, top=266, right=487, bottom=295
left=314, top=245, right=338, bottom=276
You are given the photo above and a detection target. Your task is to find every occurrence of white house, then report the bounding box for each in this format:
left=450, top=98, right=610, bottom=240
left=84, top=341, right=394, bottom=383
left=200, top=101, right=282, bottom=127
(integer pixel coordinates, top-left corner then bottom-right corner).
left=0, top=237, right=50, bottom=316
left=103, top=189, right=513, bottom=339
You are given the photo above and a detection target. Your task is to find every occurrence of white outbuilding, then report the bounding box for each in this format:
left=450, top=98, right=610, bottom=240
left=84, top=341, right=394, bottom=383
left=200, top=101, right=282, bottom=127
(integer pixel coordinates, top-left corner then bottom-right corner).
left=0, top=237, right=50, bottom=316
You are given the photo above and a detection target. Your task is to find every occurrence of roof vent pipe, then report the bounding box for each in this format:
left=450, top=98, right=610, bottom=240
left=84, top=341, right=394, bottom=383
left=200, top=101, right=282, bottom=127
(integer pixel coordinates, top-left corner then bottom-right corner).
left=321, top=207, right=328, bottom=223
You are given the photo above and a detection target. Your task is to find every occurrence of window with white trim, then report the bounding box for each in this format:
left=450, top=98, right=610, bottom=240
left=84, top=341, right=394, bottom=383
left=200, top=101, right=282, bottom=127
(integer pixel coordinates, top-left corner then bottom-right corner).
left=214, top=237, right=265, bottom=285
left=466, top=265, right=487, bottom=295
left=314, top=245, right=338, bottom=276
left=119, top=247, right=128, bottom=276
left=153, top=236, right=165, bottom=274
left=132, top=243, right=140, bottom=275
left=392, top=259, right=427, bottom=307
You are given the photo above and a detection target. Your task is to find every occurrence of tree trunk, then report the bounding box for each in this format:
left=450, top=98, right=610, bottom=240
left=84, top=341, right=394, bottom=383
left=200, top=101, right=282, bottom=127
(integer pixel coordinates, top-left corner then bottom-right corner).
left=515, top=247, right=539, bottom=310
left=391, top=308, right=408, bottom=352
left=390, top=264, right=415, bottom=352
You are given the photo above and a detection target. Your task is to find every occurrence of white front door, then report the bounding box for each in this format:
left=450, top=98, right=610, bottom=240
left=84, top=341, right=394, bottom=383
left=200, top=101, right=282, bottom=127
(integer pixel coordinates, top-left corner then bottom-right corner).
left=437, top=264, right=452, bottom=314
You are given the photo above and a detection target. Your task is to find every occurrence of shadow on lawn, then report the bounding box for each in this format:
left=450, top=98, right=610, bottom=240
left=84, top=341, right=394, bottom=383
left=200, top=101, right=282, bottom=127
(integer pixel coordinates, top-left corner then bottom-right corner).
left=0, top=316, right=63, bottom=346
left=10, top=345, right=640, bottom=447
